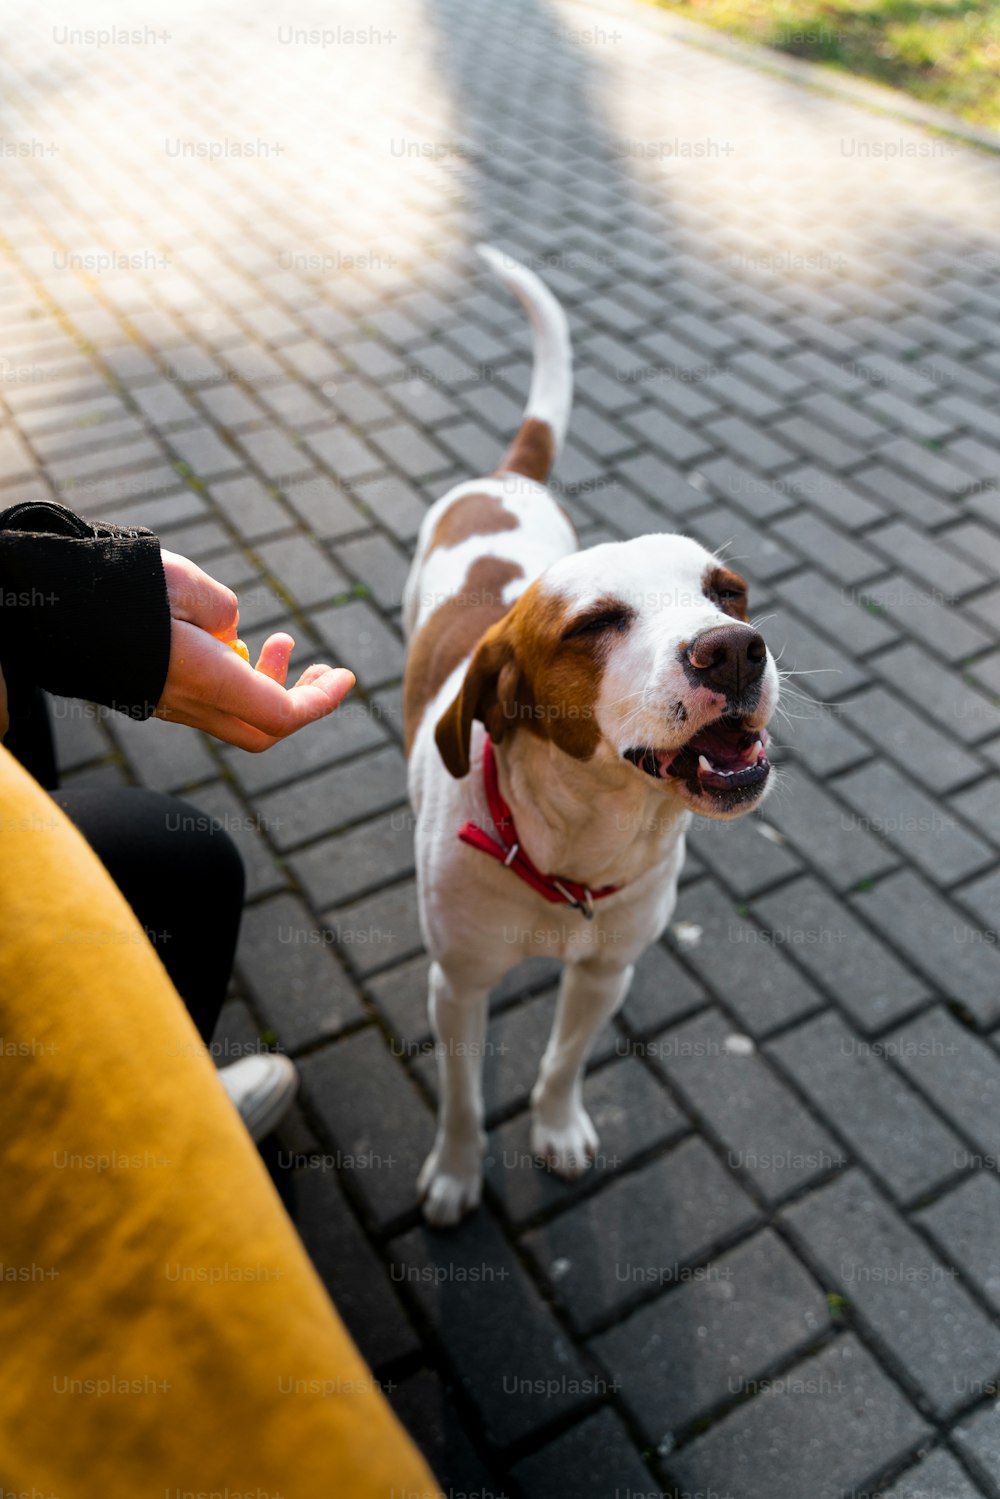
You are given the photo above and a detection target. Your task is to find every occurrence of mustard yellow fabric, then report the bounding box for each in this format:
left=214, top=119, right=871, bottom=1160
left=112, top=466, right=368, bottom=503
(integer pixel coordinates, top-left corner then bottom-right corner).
left=0, top=744, right=440, bottom=1499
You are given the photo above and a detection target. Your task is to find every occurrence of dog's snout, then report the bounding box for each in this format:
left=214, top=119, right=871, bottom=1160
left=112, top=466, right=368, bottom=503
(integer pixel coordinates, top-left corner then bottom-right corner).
left=686, top=624, right=766, bottom=698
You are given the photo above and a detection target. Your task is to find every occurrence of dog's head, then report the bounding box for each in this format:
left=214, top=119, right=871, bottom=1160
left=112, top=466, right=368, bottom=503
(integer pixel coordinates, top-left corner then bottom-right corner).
left=435, top=533, right=779, bottom=820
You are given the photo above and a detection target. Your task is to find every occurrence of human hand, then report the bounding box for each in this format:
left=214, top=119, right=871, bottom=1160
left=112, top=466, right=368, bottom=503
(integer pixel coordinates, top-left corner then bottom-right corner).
left=155, top=550, right=355, bottom=751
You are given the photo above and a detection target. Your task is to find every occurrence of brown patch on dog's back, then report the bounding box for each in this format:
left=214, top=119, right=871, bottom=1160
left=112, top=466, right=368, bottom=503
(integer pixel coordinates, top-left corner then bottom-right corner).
left=425, top=491, right=520, bottom=558
left=404, top=555, right=524, bottom=754
left=496, top=417, right=555, bottom=484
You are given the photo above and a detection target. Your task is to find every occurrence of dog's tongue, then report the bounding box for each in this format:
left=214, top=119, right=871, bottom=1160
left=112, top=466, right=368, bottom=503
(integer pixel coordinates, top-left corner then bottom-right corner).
left=692, top=721, right=763, bottom=767
left=666, top=722, right=769, bottom=787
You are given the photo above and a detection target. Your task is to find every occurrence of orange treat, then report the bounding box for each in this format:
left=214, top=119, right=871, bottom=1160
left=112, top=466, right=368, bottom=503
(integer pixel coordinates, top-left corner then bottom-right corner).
left=228, top=639, right=250, bottom=664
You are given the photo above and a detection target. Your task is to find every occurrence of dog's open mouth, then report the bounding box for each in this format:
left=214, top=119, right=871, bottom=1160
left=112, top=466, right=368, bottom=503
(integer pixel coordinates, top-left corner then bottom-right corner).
left=625, top=718, right=771, bottom=805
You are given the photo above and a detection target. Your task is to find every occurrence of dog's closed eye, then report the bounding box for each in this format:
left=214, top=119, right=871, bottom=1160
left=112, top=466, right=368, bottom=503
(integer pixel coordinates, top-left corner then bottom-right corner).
left=562, top=606, right=633, bottom=640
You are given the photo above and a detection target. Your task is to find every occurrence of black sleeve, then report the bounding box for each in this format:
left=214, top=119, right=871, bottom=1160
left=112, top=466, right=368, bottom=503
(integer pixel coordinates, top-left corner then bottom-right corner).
left=0, top=499, right=172, bottom=720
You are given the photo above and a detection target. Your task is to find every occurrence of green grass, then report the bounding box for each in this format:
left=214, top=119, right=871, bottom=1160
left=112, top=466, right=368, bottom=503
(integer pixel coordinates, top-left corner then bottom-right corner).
left=651, top=0, right=1000, bottom=127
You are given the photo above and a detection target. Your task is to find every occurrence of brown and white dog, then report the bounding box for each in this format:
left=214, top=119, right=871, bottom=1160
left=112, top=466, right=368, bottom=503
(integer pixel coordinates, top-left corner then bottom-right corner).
left=402, top=248, right=779, bottom=1225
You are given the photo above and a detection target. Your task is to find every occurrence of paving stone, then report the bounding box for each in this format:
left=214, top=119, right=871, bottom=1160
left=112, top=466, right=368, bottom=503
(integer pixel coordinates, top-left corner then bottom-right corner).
left=336, top=531, right=411, bottom=610
left=485, top=1054, right=688, bottom=1225
left=880, top=435, right=979, bottom=497
left=106, top=713, right=217, bottom=794
left=669, top=880, right=821, bottom=1036
left=370, top=420, right=455, bottom=479
left=842, top=686, right=983, bottom=795
left=700, top=368, right=783, bottom=421
left=864, top=389, right=954, bottom=443
left=704, top=414, right=796, bottom=473
left=619, top=403, right=712, bottom=466
left=303, top=425, right=383, bottom=484
left=688, top=501, right=798, bottom=579
left=752, top=877, right=928, bottom=1032
left=294, top=1163, right=419, bottom=1369
left=697, top=454, right=795, bottom=521
left=774, top=569, right=899, bottom=656
left=686, top=810, right=802, bottom=898
left=390, top=1211, right=591, bottom=1448
left=523, top=1136, right=759, bottom=1332
left=891, top=1008, right=1000, bottom=1162
left=869, top=520, right=989, bottom=598
left=951, top=776, right=1000, bottom=850
left=206, top=472, right=290, bottom=539
left=236, top=893, right=365, bottom=1051
left=918, top=1175, right=1000, bottom=1318
left=774, top=413, right=869, bottom=471
left=852, top=461, right=954, bottom=527
left=389, top=1370, right=497, bottom=1497
left=619, top=938, right=708, bottom=1035
left=944, top=520, right=1000, bottom=576
left=779, top=464, right=887, bottom=530
left=667, top=1335, right=929, bottom=1499
left=654, top=1009, right=845, bottom=1203
left=761, top=769, right=898, bottom=890
left=254, top=531, right=349, bottom=608
left=330, top=879, right=425, bottom=977
left=783, top=1171, right=1000, bottom=1417
left=771, top=510, right=885, bottom=586
left=860, top=571, right=992, bottom=662
left=881, top=1448, right=985, bottom=1499
left=964, top=583, right=1000, bottom=635
left=768, top=1010, right=963, bottom=1202
left=344, top=470, right=425, bottom=542
left=311, top=599, right=405, bottom=687
left=854, top=870, right=1000, bottom=1024
left=512, top=1407, right=656, bottom=1499
left=237, top=426, right=315, bottom=485
left=729, top=348, right=809, bottom=399
left=954, top=1402, right=1000, bottom=1491
left=289, top=811, right=414, bottom=909
left=221, top=701, right=387, bottom=795
left=281, top=473, right=369, bottom=539
left=297, top=1027, right=432, bottom=1229
left=255, top=744, right=407, bottom=851
left=773, top=695, right=871, bottom=777
left=836, top=758, right=994, bottom=884
left=593, top=1230, right=829, bottom=1444
left=169, top=422, right=242, bottom=479
left=365, top=953, right=432, bottom=1047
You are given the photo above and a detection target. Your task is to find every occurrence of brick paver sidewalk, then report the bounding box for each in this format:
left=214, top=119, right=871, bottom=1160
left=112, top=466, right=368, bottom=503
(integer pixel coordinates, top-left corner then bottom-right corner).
left=4, top=0, right=1000, bottom=1494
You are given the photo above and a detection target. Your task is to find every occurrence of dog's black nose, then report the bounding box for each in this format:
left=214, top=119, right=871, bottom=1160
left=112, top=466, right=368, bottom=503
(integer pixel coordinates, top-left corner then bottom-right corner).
left=686, top=624, right=766, bottom=698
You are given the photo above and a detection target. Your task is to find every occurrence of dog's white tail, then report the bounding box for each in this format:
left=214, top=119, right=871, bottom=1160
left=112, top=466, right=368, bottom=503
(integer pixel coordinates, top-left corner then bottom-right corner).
left=476, top=244, right=572, bottom=485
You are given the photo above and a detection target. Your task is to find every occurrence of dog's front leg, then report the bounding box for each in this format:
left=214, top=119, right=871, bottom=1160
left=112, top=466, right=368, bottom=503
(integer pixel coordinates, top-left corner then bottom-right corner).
left=417, top=961, right=489, bottom=1227
left=531, top=958, right=634, bottom=1180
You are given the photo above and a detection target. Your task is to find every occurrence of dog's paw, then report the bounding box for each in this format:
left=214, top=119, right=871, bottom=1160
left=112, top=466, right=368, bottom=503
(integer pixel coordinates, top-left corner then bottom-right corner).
left=530, top=1108, right=599, bottom=1181
left=418, top=1152, right=482, bottom=1227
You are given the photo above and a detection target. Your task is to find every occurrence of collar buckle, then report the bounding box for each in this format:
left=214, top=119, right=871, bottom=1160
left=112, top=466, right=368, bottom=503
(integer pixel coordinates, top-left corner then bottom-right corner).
left=552, top=879, right=596, bottom=920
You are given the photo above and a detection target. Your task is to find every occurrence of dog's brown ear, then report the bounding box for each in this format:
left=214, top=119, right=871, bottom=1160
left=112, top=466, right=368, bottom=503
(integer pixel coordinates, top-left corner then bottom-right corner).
left=435, top=623, right=522, bottom=778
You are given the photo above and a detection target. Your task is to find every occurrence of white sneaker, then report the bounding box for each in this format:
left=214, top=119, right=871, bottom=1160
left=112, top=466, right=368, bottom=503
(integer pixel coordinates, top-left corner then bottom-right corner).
left=218, top=1054, right=298, bottom=1142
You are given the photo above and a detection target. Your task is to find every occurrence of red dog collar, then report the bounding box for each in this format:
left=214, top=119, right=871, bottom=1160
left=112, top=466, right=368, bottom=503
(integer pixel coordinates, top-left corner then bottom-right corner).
left=457, top=737, right=621, bottom=919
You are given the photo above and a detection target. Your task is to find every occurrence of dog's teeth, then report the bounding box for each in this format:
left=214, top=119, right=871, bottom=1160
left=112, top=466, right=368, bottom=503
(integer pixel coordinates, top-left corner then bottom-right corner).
left=698, top=754, right=714, bottom=776
left=747, top=739, right=763, bottom=765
